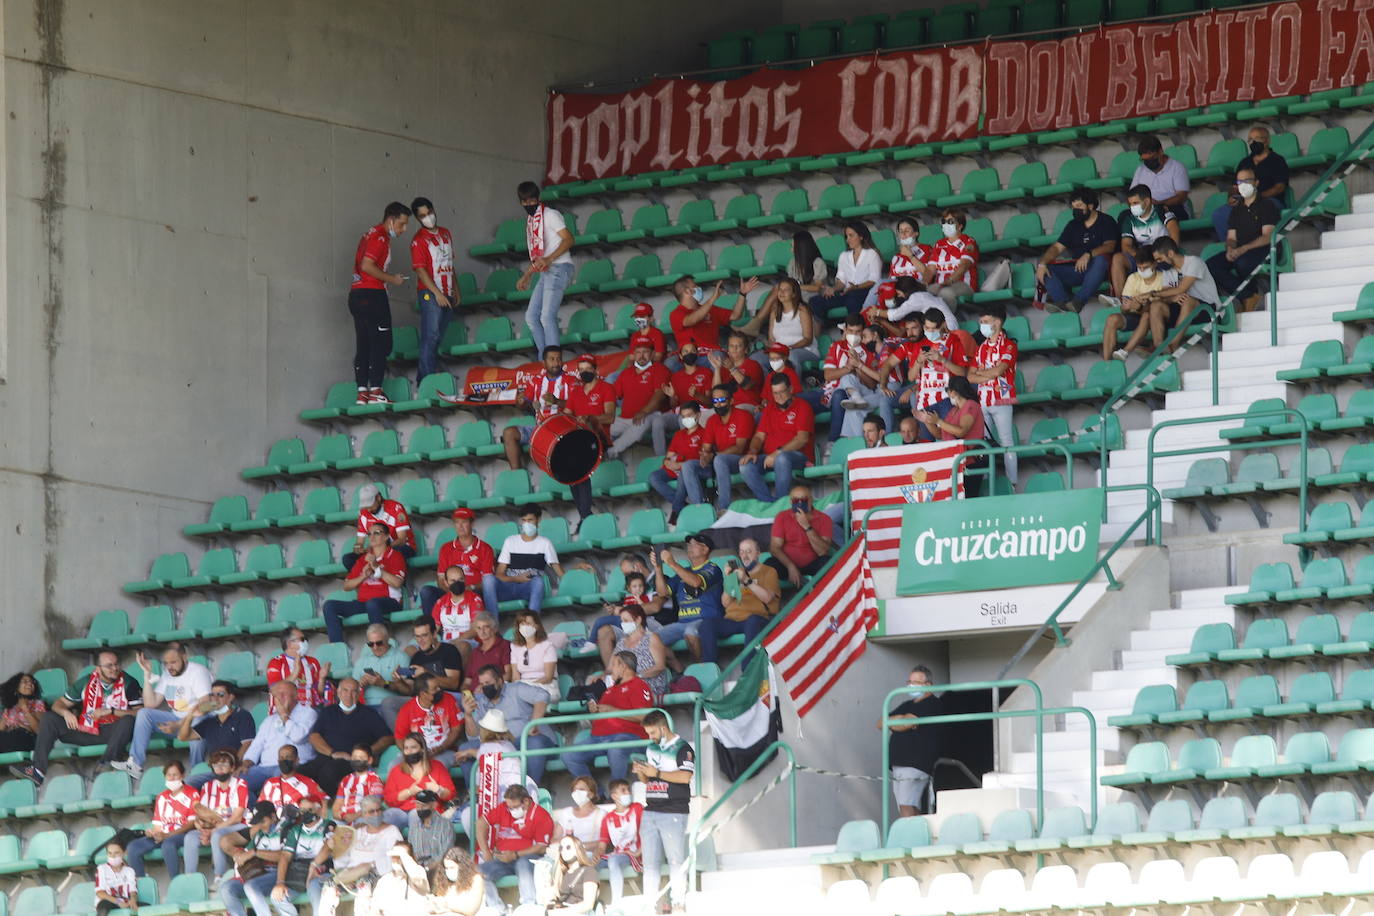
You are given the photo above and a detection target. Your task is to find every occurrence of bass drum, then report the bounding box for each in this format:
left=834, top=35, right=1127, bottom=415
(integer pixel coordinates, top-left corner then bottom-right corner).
left=529, top=414, right=603, bottom=485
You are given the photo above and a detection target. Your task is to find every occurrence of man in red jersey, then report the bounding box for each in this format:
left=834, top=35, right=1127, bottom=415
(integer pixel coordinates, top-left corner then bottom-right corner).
left=567, top=354, right=616, bottom=446
left=696, top=385, right=756, bottom=511
left=608, top=340, right=672, bottom=458
left=348, top=202, right=411, bottom=405
left=409, top=196, right=457, bottom=384
left=343, top=483, right=416, bottom=569
left=648, top=400, right=706, bottom=524
left=708, top=332, right=765, bottom=412
left=419, top=507, right=495, bottom=617
left=500, top=345, right=595, bottom=528
left=740, top=373, right=815, bottom=502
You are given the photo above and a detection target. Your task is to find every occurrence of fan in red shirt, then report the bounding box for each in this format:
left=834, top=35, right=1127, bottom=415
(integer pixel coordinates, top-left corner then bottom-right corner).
left=669, top=276, right=744, bottom=353
left=566, top=354, right=617, bottom=446
left=421, top=507, right=496, bottom=617
left=477, top=785, right=554, bottom=904
left=608, top=341, right=672, bottom=459
left=925, top=207, right=982, bottom=308
left=259, top=745, right=325, bottom=817
left=648, top=401, right=707, bottom=522
left=708, top=332, right=766, bottom=411
left=968, top=303, right=1019, bottom=485
left=906, top=308, right=975, bottom=422
left=346, top=483, right=417, bottom=566
left=617, top=303, right=667, bottom=374
left=331, top=745, right=385, bottom=823
left=560, top=651, right=653, bottom=781
left=125, top=758, right=201, bottom=878
left=324, top=523, right=408, bottom=645
left=392, top=673, right=464, bottom=766
left=741, top=373, right=815, bottom=502
left=409, top=196, right=458, bottom=383
left=266, top=628, right=330, bottom=711
left=430, top=565, right=484, bottom=665
left=347, top=201, right=410, bottom=406
left=822, top=313, right=887, bottom=439
left=385, top=732, right=457, bottom=813
left=667, top=343, right=714, bottom=408
left=697, top=386, right=757, bottom=511
left=889, top=217, right=933, bottom=280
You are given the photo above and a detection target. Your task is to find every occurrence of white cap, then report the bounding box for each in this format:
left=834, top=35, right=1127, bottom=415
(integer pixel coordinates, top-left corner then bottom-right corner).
left=478, top=709, right=508, bottom=733
left=358, top=484, right=380, bottom=505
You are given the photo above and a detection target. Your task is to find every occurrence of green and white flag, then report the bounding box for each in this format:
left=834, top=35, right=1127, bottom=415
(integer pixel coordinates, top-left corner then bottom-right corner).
left=702, top=650, right=782, bottom=782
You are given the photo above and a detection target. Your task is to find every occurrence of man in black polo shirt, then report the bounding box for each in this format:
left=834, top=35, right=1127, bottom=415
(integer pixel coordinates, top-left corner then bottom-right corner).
left=297, top=677, right=392, bottom=795
left=1036, top=190, right=1119, bottom=313
left=1206, top=165, right=1280, bottom=307
left=887, top=666, right=943, bottom=817
left=1212, top=124, right=1289, bottom=241
left=179, top=680, right=257, bottom=789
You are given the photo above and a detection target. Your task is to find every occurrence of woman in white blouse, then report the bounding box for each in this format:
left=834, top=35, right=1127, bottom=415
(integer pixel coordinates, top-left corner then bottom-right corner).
left=809, top=221, right=882, bottom=323
left=507, top=611, right=560, bottom=700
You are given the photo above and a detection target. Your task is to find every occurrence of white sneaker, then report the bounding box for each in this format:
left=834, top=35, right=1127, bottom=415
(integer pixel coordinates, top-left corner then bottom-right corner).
left=1112, top=349, right=1128, bottom=362
left=1098, top=294, right=1123, bottom=309
left=110, top=758, right=142, bottom=779
left=841, top=397, right=871, bottom=410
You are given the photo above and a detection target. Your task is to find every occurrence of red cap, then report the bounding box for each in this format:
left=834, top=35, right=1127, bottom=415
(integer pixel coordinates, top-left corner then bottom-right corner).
left=451, top=507, right=475, bottom=520
left=877, top=281, right=897, bottom=305
left=767, top=342, right=791, bottom=355
left=633, top=302, right=653, bottom=317
left=576, top=354, right=597, bottom=367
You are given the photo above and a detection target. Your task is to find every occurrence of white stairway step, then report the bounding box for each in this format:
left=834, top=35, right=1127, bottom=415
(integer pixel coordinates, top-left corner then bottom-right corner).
left=1149, top=606, right=1234, bottom=628
left=1318, top=227, right=1374, bottom=249
left=1041, top=728, right=1119, bottom=752
left=1222, top=323, right=1336, bottom=351
left=1123, top=421, right=1227, bottom=449
left=1011, top=747, right=1107, bottom=772
left=1334, top=211, right=1374, bottom=231
left=1247, top=304, right=1348, bottom=332
left=1150, top=398, right=1284, bottom=422
left=1101, top=463, right=1190, bottom=488
left=1106, top=450, right=1196, bottom=472
left=1074, top=686, right=1149, bottom=709
left=1120, top=647, right=1180, bottom=669
left=1177, top=588, right=1236, bottom=607
left=1281, top=265, right=1374, bottom=290
left=1129, top=626, right=1202, bottom=651
left=1271, top=283, right=1369, bottom=310
left=1165, top=380, right=1287, bottom=409
left=1217, top=343, right=1310, bottom=369
left=1090, top=666, right=1173, bottom=689
left=1351, top=193, right=1374, bottom=214
left=1297, top=245, right=1374, bottom=270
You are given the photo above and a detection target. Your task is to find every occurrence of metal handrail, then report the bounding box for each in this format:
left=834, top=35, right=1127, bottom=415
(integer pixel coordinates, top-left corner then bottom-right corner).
left=1269, top=119, right=1374, bottom=345
left=880, top=680, right=1043, bottom=829
left=951, top=440, right=1076, bottom=496
left=510, top=707, right=673, bottom=783
left=996, top=483, right=1163, bottom=680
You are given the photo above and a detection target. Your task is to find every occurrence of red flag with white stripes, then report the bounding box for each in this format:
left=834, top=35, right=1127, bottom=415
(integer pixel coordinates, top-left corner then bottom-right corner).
left=763, top=535, right=879, bottom=718
left=847, top=441, right=965, bottom=567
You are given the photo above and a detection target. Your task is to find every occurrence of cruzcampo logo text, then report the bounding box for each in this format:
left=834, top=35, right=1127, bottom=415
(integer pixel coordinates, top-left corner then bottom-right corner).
left=896, top=488, right=1104, bottom=596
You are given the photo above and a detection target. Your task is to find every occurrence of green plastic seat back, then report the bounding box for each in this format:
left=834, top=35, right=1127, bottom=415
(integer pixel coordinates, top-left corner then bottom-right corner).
left=475, top=316, right=514, bottom=345
left=0, top=778, right=35, bottom=809
left=1033, top=364, right=1077, bottom=394
left=582, top=208, right=624, bottom=236
left=243, top=544, right=284, bottom=575
left=1234, top=454, right=1282, bottom=485
left=397, top=478, right=437, bottom=510
left=575, top=259, right=615, bottom=287
left=485, top=521, right=518, bottom=547
left=1000, top=212, right=1043, bottom=241
left=265, top=437, right=307, bottom=467
left=833, top=819, right=881, bottom=853
left=912, top=174, right=952, bottom=200
left=1196, top=796, right=1247, bottom=831
left=1129, top=684, right=1177, bottom=717
left=482, top=268, right=520, bottom=295
left=1291, top=671, right=1335, bottom=705
left=934, top=812, right=983, bottom=845
left=405, top=426, right=447, bottom=456
left=1121, top=741, right=1170, bottom=776
left=1280, top=731, right=1330, bottom=767
left=634, top=455, right=665, bottom=481
left=313, top=642, right=349, bottom=673
left=273, top=593, right=317, bottom=626
left=1299, top=338, right=1345, bottom=370
left=442, top=474, right=484, bottom=505
left=816, top=184, right=858, bottom=212
left=227, top=597, right=269, bottom=629
left=1056, top=156, right=1099, bottom=184
left=33, top=668, right=68, bottom=703
left=1308, top=502, right=1353, bottom=533
left=164, top=873, right=210, bottom=908
left=359, top=429, right=400, bottom=460
left=1296, top=393, right=1339, bottom=424
left=885, top=815, right=932, bottom=847
left=208, top=495, right=251, bottom=526
left=1307, top=125, right=1352, bottom=158
left=961, top=167, right=1000, bottom=195
left=312, top=433, right=353, bottom=464
left=1029, top=417, right=1071, bottom=444
left=1293, top=613, right=1341, bottom=647
left=627, top=508, right=668, bottom=538
left=1241, top=617, right=1289, bottom=651
left=1143, top=798, right=1192, bottom=832
left=493, top=218, right=526, bottom=248
left=1164, top=143, right=1198, bottom=170
left=673, top=200, right=714, bottom=228
left=1233, top=674, right=1280, bottom=708
left=716, top=244, right=756, bottom=272
left=1038, top=806, right=1086, bottom=840
left=964, top=218, right=994, bottom=246
left=1185, top=458, right=1230, bottom=488
left=566, top=309, right=606, bottom=337
left=131, top=605, right=175, bottom=637
left=492, top=469, right=532, bottom=500
left=1022, top=472, right=1065, bottom=494
left=1342, top=443, right=1374, bottom=476
left=590, top=460, right=627, bottom=492
left=38, top=773, right=83, bottom=806
left=87, top=772, right=130, bottom=804
left=1309, top=791, right=1358, bottom=824
left=1082, top=359, right=1127, bottom=391
left=1040, top=312, right=1084, bottom=339
left=666, top=249, right=708, bottom=277
left=722, top=194, right=763, bottom=221
left=860, top=178, right=904, bottom=208
left=1244, top=396, right=1287, bottom=423
left=557, top=568, right=598, bottom=598
left=455, top=423, right=495, bottom=450
left=1103, top=150, right=1141, bottom=180
left=216, top=651, right=258, bottom=682
left=768, top=188, right=810, bottom=218
left=302, top=486, right=343, bottom=516
left=13, top=887, right=56, bottom=916
left=198, top=548, right=239, bottom=578
left=577, top=513, right=619, bottom=543
left=294, top=539, right=334, bottom=569
left=758, top=239, right=793, bottom=270
left=675, top=503, right=718, bottom=534
left=1252, top=792, right=1302, bottom=828
left=988, top=808, right=1035, bottom=842
left=1006, top=161, right=1049, bottom=191
left=84, top=609, right=131, bottom=643
left=1206, top=137, right=1248, bottom=172
left=75, top=824, right=116, bottom=859
left=1300, top=557, right=1346, bottom=590
left=25, top=829, right=69, bottom=860
left=1176, top=737, right=1221, bottom=771
left=1335, top=728, right=1374, bottom=764
left=1344, top=389, right=1374, bottom=425
left=1093, top=802, right=1141, bottom=837
left=1181, top=679, right=1229, bottom=713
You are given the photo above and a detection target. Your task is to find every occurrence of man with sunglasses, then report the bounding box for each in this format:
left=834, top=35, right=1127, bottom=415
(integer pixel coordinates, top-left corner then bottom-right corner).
left=179, top=681, right=258, bottom=790
left=351, top=623, right=412, bottom=720
left=697, top=385, right=755, bottom=512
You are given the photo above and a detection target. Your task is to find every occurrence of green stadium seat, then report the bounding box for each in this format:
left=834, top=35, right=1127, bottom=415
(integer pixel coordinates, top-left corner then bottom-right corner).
left=1016, top=806, right=1088, bottom=854
left=1264, top=671, right=1335, bottom=717
left=1022, top=472, right=1065, bottom=494
left=1166, top=622, right=1237, bottom=667
left=840, top=179, right=905, bottom=218
left=1319, top=442, right=1374, bottom=487
left=1287, top=790, right=1363, bottom=837
left=215, top=651, right=264, bottom=688
left=645, top=249, right=708, bottom=288
left=1311, top=728, right=1374, bottom=777
left=1226, top=562, right=1296, bottom=606
left=600, top=508, right=668, bottom=549
left=63, top=609, right=132, bottom=651
left=1207, top=675, right=1279, bottom=723
left=1018, top=364, right=1078, bottom=406
left=0, top=778, right=35, bottom=817
left=747, top=189, right=810, bottom=229
left=1021, top=312, right=1082, bottom=353
left=229, top=491, right=294, bottom=533
left=10, top=887, right=55, bottom=913
left=982, top=213, right=1043, bottom=254
left=1326, top=555, right=1374, bottom=601
left=1069, top=802, right=1141, bottom=849
left=184, top=495, right=251, bottom=536
left=243, top=436, right=308, bottom=480
left=571, top=513, right=619, bottom=553
left=1063, top=359, right=1127, bottom=401
left=1154, top=679, right=1228, bottom=725
left=1291, top=126, right=1351, bottom=169
left=609, top=456, right=664, bottom=497
left=887, top=174, right=952, bottom=215
left=1276, top=339, right=1345, bottom=381
left=32, top=668, right=68, bottom=706
left=1151, top=737, right=1221, bottom=786
left=1173, top=796, right=1246, bottom=843
left=544, top=569, right=599, bottom=609
left=938, top=168, right=1000, bottom=206
left=738, top=239, right=792, bottom=280
left=1261, top=447, right=1331, bottom=491
left=795, top=184, right=859, bottom=223
left=1163, top=458, right=1230, bottom=500
left=1100, top=741, right=1170, bottom=788
left=1319, top=667, right=1374, bottom=714
left=261, top=593, right=322, bottom=634
left=1028, top=417, right=1071, bottom=445
left=464, top=268, right=520, bottom=306
left=380, top=425, right=446, bottom=467
left=963, top=808, right=1034, bottom=855
left=986, top=162, right=1049, bottom=203
left=125, top=553, right=192, bottom=594
left=1272, top=614, right=1342, bottom=660
left=1270, top=557, right=1345, bottom=603
left=573, top=208, right=625, bottom=245
left=141, top=873, right=210, bottom=916
left=657, top=200, right=718, bottom=240
left=1219, top=397, right=1289, bottom=440
left=108, top=605, right=176, bottom=646
left=111, top=765, right=166, bottom=810
left=388, top=325, right=419, bottom=361
left=1193, top=138, right=1246, bottom=180
left=393, top=373, right=458, bottom=412
left=857, top=816, right=933, bottom=864
left=470, top=218, right=525, bottom=258
left=217, top=543, right=283, bottom=585
left=812, top=819, right=881, bottom=866
left=1283, top=502, right=1354, bottom=545
left=805, top=436, right=867, bottom=478
left=1108, top=684, right=1179, bottom=728
left=597, top=254, right=661, bottom=294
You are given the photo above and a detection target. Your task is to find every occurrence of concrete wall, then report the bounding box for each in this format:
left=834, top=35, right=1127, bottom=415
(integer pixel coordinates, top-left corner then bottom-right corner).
left=0, top=0, right=773, bottom=673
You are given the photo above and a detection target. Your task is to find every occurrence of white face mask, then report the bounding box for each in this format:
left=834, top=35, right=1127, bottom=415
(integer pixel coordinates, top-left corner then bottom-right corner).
left=561, top=847, right=579, bottom=862
left=570, top=789, right=591, bottom=807
left=165, top=779, right=184, bottom=793
left=338, top=702, right=356, bottom=713
left=634, top=360, right=651, bottom=371
left=293, top=640, right=309, bottom=657
left=634, top=317, right=649, bottom=329
left=898, top=235, right=916, bottom=248
left=387, top=226, right=399, bottom=239
left=614, top=793, right=632, bottom=808
left=108, top=855, right=124, bottom=867
left=214, top=704, right=231, bottom=717
left=1129, top=203, right=1145, bottom=218
left=681, top=415, right=697, bottom=430
left=691, top=286, right=706, bottom=303
left=941, top=222, right=958, bottom=238
left=508, top=806, right=525, bottom=820
left=519, top=624, right=537, bottom=639
left=444, top=862, right=459, bottom=879
left=978, top=322, right=995, bottom=338
left=420, top=214, right=437, bottom=229
left=520, top=522, right=538, bottom=537
left=769, top=358, right=785, bottom=371
left=1138, top=267, right=1155, bottom=279
left=621, top=620, right=638, bottom=635
left=925, top=329, right=942, bottom=343
left=1237, top=181, right=1257, bottom=199
left=845, top=333, right=861, bottom=347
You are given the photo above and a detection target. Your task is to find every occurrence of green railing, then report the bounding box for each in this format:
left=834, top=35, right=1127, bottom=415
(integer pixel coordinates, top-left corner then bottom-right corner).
left=685, top=740, right=797, bottom=892
left=951, top=440, right=1076, bottom=498
left=1270, top=118, right=1374, bottom=346
left=996, top=483, right=1163, bottom=680
left=1145, top=409, right=1311, bottom=566
left=510, top=707, right=672, bottom=783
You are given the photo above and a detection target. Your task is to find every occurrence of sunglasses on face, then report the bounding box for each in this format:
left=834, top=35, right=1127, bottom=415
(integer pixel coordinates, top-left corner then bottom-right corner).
left=367, top=640, right=387, bottom=648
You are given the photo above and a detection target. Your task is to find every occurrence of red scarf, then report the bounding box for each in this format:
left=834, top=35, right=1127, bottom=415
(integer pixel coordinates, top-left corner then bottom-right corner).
left=526, top=205, right=545, bottom=261
left=79, top=671, right=128, bottom=734
left=475, top=750, right=504, bottom=862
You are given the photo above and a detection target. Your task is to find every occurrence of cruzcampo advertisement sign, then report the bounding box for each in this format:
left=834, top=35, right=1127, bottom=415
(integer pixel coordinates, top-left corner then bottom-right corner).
left=896, top=488, right=1104, bottom=595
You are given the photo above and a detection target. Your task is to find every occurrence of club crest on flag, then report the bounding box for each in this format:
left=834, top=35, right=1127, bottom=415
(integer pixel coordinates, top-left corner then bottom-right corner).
left=899, top=467, right=940, bottom=504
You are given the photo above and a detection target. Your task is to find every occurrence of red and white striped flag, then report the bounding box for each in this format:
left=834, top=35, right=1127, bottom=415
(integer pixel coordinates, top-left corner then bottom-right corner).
left=847, top=441, right=965, bottom=567
left=763, top=535, right=879, bottom=718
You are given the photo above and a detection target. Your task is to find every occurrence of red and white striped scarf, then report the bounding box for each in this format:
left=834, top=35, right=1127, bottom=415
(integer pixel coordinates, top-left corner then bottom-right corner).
left=526, top=205, right=545, bottom=260
left=475, top=751, right=504, bottom=862
left=79, top=671, right=128, bottom=735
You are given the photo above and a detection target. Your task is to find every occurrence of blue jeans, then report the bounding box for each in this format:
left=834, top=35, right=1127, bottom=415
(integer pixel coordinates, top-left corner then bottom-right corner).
left=322, top=596, right=400, bottom=643
left=741, top=450, right=807, bottom=502
left=242, top=764, right=281, bottom=795
left=210, top=823, right=244, bottom=877
left=711, top=454, right=743, bottom=510
left=128, top=830, right=200, bottom=878
left=222, top=872, right=293, bottom=916
left=699, top=615, right=767, bottom=664
left=656, top=619, right=702, bottom=651
left=808, top=288, right=871, bottom=323
left=526, top=260, right=575, bottom=354
left=482, top=575, right=546, bottom=614
left=642, top=810, right=689, bottom=906
left=1044, top=255, right=1111, bottom=306
left=1212, top=203, right=1233, bottom=242
left=607, top=852, right=636, bottom=902
left=561, top=731, right=641, bottom=781
left=677, top=460, right=713, bottom=510
left=417, top=290, right=453, bottom=381
left=480, top=854, right=539, bottom=906
left=649, top=468, right=703, bottom=515
left=1206, top=247, right=1268, bottom=299
left=915, top=397, right=954, bottom=442
left=130, top=707, right=181, bottom=767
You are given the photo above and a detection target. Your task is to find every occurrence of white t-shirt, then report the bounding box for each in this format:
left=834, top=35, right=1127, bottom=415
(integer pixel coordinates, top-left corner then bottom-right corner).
left=512, top=639, right=558, bottom=684
left=337, top=823, right=402, bottom=873
left=886, top=290, right=957, bottom=332
left=156, top=662, right=213, bottom=715
left=498, top=534, right=559, bottom=579
left=1178, top=255, right=1221, bottom=306
left=533, top=207, right=574, bottom=266
left=557, top=805, right=607, bottom=846
left=1131, top=157, right=1191, bottom=207
left=96, top=862, right=138, bottom=900
left=835, top=248, right=883, bottom=288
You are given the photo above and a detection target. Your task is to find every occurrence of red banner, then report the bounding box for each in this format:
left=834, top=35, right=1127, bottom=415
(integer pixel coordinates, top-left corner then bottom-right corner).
left=546, top=0, right=1374, bottom=184
left=546, top=47, right=983, bottom=184
left=986, top=0, right=1374, bottom=134
left=455, top=353, right=630, bottom=405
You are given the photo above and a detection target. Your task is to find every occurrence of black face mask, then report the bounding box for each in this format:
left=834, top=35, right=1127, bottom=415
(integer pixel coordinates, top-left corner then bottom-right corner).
left=1249, top=140, right=1266, bottom=156
left=278, top=760, right=297, bottom=775
left=417, top=808, right=434, bottom=821
left=1072, top=208, right=1089, bottom=221
left=579, top=371, right=597, bottom=384
left=523, top=203, right=539, bottom=215
left=1141, top=156, right=1162, bottom=172
left=215, top=772, right=233, bottom=783
left=681, top=353, right=698, bottom=367
left=300, top=812, right=319, bottom=826
left=482, top=683, right=501, bottom=700
left=714, top=405, right=731, bottom=417
left=404, top=751, right=425, bottom=765
left=448, top=581, right=466, bottom=596
left=351, top=760, right=371, bottom=773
